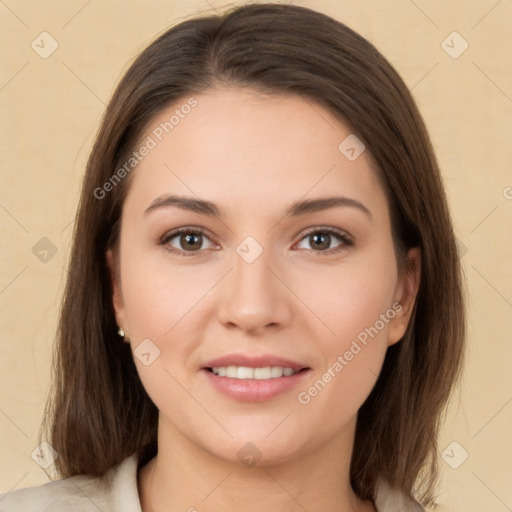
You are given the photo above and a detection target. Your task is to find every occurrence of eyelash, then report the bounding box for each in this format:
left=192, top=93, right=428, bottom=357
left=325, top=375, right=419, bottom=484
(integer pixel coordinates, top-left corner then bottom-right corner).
left=159, top=226, right=354, bottom=257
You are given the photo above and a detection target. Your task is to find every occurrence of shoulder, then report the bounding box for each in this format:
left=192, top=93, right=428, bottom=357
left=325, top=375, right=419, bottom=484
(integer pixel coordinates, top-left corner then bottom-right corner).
left=375, top=479, right=426, bottom=512
left=1, top=456, right=425, bottom=512
left=0, top=454, right=141, bottom=512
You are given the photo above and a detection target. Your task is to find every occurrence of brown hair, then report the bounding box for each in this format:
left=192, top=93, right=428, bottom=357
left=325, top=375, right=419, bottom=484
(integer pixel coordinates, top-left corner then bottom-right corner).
left=41, top=2, right=465, bottom=507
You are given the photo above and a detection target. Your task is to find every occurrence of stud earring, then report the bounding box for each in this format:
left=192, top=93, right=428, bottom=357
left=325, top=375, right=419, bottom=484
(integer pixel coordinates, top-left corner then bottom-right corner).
left=118, top=327, right=125, bottom=337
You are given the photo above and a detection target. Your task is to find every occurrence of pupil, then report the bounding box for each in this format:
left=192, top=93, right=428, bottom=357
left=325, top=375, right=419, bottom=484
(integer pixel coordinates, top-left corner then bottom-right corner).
left=311, top=233, right=330, bottom=250
left=182, top=233, right=201, bottom=250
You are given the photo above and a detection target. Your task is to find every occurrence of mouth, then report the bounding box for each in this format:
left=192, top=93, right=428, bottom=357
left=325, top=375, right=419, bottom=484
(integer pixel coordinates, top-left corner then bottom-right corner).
left=200, top=354, right=311, bottom=402
left=204, top=366, right=309, bottom=379
left=201, top=353, right=310, bottom=378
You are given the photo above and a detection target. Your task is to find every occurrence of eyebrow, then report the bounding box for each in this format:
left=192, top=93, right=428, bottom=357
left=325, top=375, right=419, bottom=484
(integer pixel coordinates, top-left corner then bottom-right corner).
left=144, top=194, right=371, bottom=219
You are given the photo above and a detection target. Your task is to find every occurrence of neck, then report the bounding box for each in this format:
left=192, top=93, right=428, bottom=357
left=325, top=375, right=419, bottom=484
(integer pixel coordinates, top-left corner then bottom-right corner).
left=138, top=415, right=375, bottom=512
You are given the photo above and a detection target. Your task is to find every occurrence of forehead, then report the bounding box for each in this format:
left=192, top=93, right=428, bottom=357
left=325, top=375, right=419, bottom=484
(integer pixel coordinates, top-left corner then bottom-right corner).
left=124, top=87, right=388, bottom=219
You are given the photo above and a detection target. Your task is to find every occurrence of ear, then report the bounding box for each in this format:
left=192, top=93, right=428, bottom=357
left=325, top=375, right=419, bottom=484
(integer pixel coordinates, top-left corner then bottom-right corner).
left=106, top=248, right=129, bottom=342
left=387, top=247, right=421, bottom=346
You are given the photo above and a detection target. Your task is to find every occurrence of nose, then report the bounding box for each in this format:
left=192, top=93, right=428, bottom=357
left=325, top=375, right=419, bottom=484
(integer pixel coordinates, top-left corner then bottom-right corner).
left=217, top=247, right=293, bottom=335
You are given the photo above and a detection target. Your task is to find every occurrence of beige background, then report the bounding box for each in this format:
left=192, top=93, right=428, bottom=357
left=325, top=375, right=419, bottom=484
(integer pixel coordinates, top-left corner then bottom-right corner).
left=1, top=0, right=511, bottom=510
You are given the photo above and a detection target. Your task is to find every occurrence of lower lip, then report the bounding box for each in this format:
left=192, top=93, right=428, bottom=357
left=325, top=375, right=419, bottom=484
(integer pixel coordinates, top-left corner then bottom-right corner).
left=201, top=368, right=312, bottom=402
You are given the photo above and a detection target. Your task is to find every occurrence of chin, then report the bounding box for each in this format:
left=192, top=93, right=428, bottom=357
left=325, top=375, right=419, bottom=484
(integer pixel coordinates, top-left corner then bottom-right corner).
left=196, top=428, right=311, bottom=468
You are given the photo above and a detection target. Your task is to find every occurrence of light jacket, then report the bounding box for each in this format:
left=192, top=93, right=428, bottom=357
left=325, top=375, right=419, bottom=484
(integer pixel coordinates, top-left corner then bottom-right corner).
left=0, top=453, right=426, bottom=511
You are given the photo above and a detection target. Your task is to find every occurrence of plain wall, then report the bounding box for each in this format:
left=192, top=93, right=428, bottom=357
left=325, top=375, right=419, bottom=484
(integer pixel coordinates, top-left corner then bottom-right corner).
left=1, top=1, right=511, bottom=511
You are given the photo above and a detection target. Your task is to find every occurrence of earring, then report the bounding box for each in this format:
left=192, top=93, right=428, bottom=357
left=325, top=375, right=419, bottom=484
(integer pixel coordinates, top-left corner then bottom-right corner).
left=118, top=327, right=125, bottom=337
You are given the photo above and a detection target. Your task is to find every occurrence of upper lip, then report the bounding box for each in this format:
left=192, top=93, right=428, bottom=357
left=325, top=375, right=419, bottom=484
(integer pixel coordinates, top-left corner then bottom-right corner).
left=202, top=354, right=309, bottom=371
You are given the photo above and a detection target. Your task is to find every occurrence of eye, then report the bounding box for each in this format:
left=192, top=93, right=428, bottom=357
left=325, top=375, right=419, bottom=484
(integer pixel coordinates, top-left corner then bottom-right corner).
left=159, top=226, right=352, bottom=257
left=295, top=227, right=353, bottom=254
left=160, top=228, right=217, bottom=256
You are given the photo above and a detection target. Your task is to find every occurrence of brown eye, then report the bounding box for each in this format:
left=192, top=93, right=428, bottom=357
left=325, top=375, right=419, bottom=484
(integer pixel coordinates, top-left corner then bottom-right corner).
left=178, top=233, right=203, bottom=251
left=162, top=229, right=216, bottom=255
left=308, top=232, right=332, bottom=250
left=295, top=228, right=352, bottom=253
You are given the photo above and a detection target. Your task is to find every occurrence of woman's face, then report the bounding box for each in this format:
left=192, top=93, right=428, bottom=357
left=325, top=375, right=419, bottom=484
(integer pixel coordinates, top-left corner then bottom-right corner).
left=108, top=87, right=419, bottom=465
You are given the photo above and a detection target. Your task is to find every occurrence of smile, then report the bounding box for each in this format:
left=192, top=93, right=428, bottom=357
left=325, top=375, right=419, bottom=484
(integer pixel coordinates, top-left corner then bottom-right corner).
left=209, top=366, right=301, bottom=379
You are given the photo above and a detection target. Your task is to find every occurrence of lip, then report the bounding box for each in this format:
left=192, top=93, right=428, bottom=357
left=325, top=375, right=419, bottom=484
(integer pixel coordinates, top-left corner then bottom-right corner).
left=201, top=367, right=312, bottom=402
left=202, top=353, right=309, bottom=372
left=200, top=353, right=311, bottom=402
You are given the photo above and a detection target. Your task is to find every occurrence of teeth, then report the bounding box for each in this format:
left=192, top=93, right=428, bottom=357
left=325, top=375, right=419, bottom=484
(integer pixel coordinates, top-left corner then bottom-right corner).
left=254, top=367, right=271, bottom=379
left=211, top=366, right=300, bottom=379
left=271, top=366, right=283, bottom=378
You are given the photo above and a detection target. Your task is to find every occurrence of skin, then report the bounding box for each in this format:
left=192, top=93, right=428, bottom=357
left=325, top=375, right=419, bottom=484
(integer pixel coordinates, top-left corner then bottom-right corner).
left=107, top=87, right=421, bottom=512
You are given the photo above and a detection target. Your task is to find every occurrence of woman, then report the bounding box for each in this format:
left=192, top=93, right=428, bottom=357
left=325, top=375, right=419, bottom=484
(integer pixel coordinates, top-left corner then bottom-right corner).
left=0, top=3, right=465, bottom=511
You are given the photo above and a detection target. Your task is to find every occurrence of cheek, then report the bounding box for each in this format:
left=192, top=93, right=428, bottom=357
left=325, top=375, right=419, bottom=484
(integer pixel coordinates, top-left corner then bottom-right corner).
left=292, top=254, right=397, bottom=411
left=118, top=248, right=225, bottom=403
left=119, top=255, right=215, bottom=412
left=296, top=344, right=386, bottom=436
left=119, top=245, right=217, bottom=340
left=295, top=272, right=395, bottom=426
left=292, top=253, right=398, bottom=346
